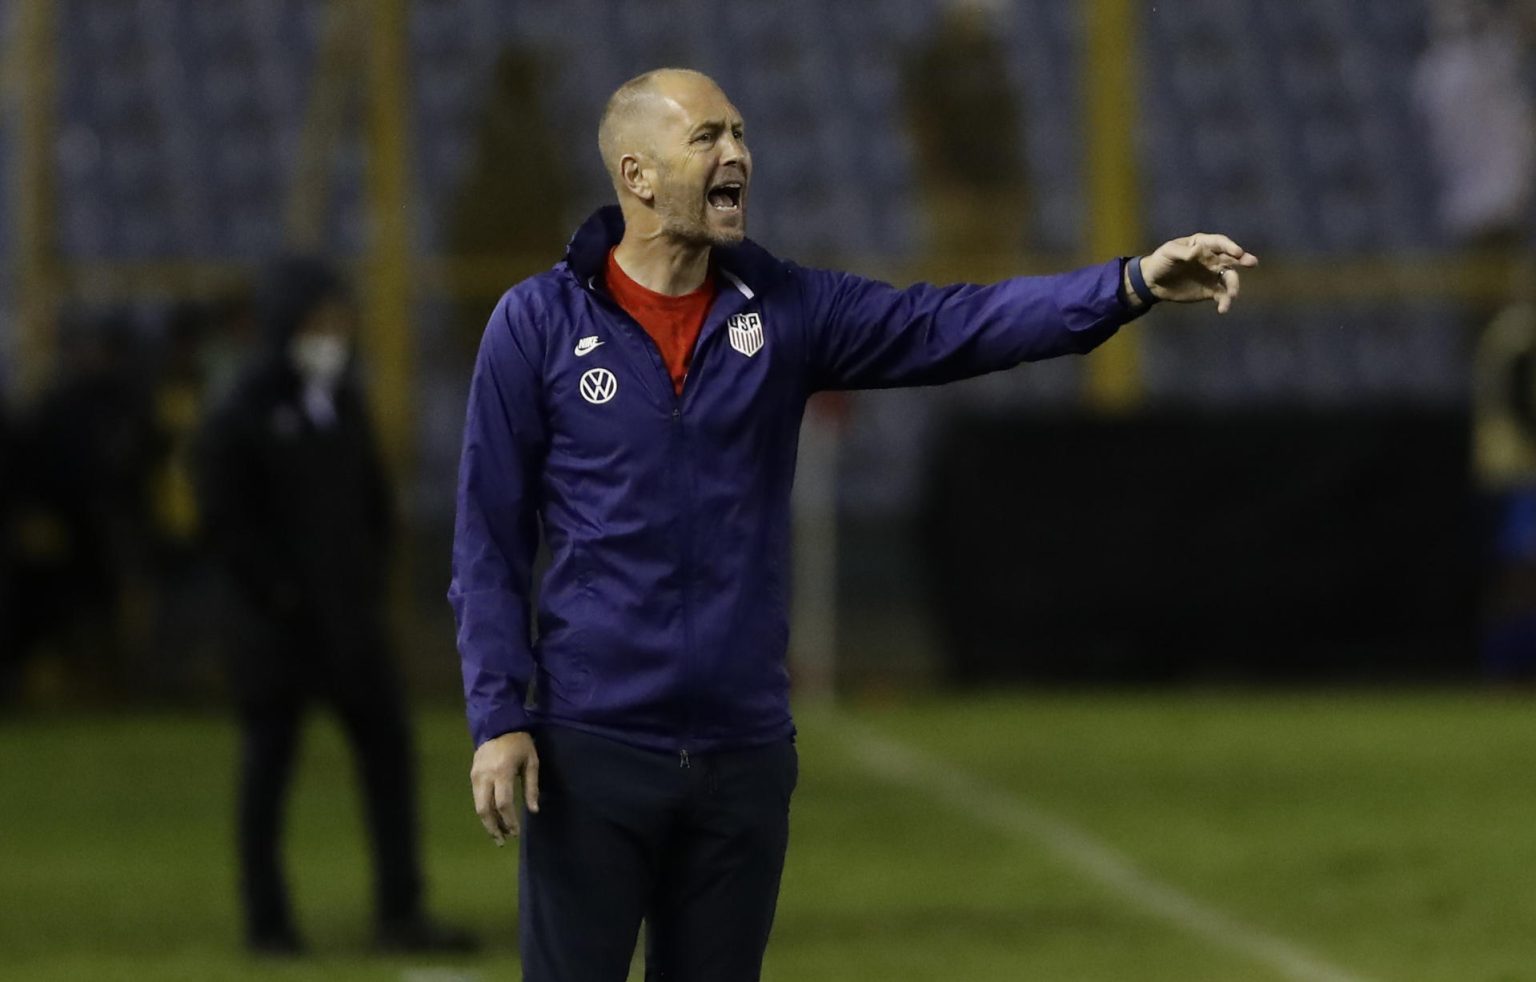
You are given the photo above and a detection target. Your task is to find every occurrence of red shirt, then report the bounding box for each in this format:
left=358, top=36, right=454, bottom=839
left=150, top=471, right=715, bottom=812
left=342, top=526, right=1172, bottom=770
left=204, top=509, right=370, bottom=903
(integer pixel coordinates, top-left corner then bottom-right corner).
left=605, top=247, right=717, bottom=395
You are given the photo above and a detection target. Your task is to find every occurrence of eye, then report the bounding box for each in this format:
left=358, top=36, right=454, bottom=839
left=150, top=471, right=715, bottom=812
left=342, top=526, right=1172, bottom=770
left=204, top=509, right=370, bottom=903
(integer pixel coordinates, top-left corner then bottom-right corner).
left=732, top=127, right=744, bottom=140
left=693, top=132, right=714, bottom=144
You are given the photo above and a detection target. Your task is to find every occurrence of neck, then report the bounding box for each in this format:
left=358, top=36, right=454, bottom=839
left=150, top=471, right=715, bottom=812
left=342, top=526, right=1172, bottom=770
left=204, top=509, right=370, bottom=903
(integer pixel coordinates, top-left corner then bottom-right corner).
left=612, top=224, right=712, bottom=296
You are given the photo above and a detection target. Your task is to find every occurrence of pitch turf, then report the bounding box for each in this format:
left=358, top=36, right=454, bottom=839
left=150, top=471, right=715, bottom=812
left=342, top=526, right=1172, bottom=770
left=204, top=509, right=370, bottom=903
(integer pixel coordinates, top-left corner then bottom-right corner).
left=3, top=691, right=1535, bottom=980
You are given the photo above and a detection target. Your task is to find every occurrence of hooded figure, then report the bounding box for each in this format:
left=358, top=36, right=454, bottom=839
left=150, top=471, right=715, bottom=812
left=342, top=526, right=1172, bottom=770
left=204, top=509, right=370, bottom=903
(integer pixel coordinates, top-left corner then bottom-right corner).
left=202, top=258, right=391, bottom=639
left=195, top=257, right=473, bottom=955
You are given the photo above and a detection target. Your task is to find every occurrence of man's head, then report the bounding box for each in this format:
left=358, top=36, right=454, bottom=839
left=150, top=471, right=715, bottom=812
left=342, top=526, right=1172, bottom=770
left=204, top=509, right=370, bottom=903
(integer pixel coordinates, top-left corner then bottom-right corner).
left=260, top=257, right=355, bottom=388
left=289, top=296, right=354, bottom=390
left=598, top=68, right=751, bottom=247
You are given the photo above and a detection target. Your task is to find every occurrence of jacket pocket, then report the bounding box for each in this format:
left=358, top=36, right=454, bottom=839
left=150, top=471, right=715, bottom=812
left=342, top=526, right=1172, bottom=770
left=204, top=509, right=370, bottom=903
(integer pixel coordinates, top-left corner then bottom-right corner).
left=538, top=550, right=597, bottom=708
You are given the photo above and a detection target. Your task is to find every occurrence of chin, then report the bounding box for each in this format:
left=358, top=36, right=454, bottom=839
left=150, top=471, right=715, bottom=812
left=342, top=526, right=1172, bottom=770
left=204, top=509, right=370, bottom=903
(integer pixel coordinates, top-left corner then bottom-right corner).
left=663, top=210, right=746, bottom=247
left=706, top=214, right=747, bottom=246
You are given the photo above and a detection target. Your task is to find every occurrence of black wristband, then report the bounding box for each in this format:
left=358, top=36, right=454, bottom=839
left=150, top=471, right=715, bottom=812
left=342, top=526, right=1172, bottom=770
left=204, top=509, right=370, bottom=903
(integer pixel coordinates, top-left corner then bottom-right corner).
left=1127, top=256, right=1158, bottom=305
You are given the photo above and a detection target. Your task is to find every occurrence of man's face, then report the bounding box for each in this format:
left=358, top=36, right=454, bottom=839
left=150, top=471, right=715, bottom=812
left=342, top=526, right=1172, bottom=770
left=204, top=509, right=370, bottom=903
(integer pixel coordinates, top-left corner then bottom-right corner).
left=289, top=298, right=355, bottom=386
left=646, top=80, right=751, bottom=247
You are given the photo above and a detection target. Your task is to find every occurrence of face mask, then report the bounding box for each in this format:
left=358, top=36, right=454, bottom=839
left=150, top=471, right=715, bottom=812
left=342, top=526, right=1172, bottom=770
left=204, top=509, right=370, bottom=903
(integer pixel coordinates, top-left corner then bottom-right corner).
left=289, top=334, right=350, bottom=388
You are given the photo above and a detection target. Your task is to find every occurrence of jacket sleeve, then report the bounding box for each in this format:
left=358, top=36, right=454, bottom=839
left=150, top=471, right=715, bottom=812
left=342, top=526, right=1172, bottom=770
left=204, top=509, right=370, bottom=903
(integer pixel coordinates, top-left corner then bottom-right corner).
left=796, top=258, right=1148, bottom=391
left=449, top=290, right=548, bottom=747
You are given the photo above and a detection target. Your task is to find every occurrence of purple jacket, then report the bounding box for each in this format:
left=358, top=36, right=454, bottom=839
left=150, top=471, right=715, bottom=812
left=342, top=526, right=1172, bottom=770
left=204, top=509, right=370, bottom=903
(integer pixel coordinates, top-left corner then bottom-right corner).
left=450, top=206, right=1146, bottom=752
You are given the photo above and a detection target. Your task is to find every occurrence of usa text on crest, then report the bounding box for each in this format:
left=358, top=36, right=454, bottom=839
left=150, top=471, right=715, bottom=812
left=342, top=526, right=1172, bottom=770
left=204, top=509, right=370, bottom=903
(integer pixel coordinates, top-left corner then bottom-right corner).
left=728, top=312, right=764, bottom=358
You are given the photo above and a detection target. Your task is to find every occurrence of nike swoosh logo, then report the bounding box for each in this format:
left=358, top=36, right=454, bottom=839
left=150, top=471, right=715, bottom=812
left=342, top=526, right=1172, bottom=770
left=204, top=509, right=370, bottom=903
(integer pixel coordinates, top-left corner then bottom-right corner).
left=574, top=337, right=605, bottom=356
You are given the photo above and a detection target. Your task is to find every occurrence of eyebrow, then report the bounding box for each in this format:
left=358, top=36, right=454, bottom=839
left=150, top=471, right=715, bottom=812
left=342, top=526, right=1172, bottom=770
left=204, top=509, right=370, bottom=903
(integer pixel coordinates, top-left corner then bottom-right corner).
left=691, top=118, right=745, bottom=134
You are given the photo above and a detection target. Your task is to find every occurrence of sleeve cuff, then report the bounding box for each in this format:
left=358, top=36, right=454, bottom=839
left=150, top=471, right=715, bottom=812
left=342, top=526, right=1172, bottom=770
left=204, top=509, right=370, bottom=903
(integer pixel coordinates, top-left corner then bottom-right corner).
left=470, top=700, right=531, bottom=747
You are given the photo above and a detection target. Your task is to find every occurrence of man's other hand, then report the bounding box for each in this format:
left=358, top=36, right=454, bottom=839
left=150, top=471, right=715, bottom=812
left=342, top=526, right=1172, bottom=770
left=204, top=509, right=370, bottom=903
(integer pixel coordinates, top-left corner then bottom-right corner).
left=471, top=730, right=540, bottom=846
left=1139, top=233, right=1259, bottom=314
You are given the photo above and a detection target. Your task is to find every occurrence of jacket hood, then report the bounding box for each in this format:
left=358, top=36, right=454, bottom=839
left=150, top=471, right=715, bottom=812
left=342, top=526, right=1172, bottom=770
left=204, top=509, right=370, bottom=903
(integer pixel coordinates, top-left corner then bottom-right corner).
left=258, top=256, right=350, bottom=353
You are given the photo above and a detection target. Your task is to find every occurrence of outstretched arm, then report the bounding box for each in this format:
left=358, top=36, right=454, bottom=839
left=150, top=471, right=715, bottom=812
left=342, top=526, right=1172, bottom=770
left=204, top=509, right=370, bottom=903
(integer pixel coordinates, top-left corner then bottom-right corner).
left=798, top=232, right=1258, bottom=392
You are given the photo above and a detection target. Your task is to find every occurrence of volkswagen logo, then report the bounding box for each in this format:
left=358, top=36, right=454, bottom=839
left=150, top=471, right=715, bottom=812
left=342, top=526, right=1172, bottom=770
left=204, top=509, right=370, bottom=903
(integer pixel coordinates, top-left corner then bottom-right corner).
left=580, top=367, right=618, bottom=405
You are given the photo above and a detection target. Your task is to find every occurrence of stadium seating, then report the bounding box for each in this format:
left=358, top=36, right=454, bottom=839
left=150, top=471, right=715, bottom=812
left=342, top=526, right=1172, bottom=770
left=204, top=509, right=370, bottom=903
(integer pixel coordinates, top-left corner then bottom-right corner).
left=38, top=0, right=1445, bottom=260
left=1139, top=0, right=1438, bottom=255
left=4, top=0, right=1459, bottom=411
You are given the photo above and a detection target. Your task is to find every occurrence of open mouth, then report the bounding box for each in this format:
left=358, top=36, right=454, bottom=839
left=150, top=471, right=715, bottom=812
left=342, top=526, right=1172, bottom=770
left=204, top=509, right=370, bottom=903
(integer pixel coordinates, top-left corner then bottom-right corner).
left=707, top=181, right=743, bottom=212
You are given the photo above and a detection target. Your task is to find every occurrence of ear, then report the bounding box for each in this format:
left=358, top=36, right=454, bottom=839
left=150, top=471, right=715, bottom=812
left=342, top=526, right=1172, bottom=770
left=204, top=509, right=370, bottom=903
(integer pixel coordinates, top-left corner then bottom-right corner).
left=620, top=154, right=654, bottom=203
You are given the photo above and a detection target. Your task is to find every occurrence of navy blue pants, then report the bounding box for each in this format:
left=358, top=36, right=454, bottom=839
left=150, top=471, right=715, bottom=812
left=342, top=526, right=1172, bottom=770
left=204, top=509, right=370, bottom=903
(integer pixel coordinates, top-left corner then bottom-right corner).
left=519, top=726, right=798, bottom=982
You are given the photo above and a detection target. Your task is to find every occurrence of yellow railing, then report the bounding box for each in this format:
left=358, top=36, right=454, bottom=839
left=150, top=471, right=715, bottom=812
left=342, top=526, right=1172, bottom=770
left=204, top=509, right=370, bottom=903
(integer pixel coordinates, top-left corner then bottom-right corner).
left=1083, top=0, right=1145, bottom=412
left=363, top=0, right=415, bottom=477
left=12, top=0, right=61, bottom=404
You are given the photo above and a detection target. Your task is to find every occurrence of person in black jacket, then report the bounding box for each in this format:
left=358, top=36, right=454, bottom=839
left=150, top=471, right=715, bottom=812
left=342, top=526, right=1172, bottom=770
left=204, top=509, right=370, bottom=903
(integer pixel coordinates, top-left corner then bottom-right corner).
left=196, top=258, right=473, bottom=956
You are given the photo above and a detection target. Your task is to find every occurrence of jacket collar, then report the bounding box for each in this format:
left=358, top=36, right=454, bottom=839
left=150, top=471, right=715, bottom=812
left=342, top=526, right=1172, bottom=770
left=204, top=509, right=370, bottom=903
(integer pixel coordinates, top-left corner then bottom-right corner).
left=563, top=206, right=783, bottom=300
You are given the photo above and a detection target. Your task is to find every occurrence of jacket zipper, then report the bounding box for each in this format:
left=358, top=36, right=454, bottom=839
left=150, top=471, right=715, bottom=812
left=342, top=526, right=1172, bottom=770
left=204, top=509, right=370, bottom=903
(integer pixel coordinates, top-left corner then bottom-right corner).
left=673, top=400, right=697, bottom=765
left=588, top=285, right=700, bottom=764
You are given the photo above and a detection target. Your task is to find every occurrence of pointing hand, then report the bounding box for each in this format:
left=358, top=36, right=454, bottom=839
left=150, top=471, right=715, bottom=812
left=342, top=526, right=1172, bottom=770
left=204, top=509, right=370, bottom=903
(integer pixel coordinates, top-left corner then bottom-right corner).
left=1137, top=233, right=1259, bottom=315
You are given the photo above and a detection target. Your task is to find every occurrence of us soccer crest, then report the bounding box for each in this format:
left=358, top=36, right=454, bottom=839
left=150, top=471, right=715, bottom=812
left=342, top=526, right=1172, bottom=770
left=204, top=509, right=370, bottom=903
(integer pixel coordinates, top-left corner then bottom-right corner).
left=727, top=312, right=764, bottom=358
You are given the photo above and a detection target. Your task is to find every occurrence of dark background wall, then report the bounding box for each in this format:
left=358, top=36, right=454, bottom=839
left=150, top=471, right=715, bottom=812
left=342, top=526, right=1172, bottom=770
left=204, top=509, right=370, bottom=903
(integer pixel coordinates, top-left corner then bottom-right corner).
left=919, top=410, right=1478, bottom=684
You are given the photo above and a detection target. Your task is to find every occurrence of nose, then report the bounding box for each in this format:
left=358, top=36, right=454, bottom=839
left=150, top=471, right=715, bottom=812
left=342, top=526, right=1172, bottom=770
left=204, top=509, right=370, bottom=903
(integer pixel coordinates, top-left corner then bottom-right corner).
left=719, top=132, right=747, bottom=169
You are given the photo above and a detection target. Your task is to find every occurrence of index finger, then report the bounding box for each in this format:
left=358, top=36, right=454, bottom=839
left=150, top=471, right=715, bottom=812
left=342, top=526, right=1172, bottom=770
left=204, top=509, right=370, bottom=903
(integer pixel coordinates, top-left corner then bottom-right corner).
left=1199, top=233, right=1258, bottom=266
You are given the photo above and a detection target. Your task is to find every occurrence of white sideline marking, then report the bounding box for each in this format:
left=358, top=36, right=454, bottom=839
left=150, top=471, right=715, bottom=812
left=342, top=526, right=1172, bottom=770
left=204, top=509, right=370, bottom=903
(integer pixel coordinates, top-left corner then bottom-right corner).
left=837, top=721, right=1370, bottom=982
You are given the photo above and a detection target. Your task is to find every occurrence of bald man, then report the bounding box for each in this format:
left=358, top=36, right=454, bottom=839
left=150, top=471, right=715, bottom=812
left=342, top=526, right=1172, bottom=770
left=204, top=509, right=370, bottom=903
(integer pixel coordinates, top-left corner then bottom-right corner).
left=450, top=68, right=1258, bottom=982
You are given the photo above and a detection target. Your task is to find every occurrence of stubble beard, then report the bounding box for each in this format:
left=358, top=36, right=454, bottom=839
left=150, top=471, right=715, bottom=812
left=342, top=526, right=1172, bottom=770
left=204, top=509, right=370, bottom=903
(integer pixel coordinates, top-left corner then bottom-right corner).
left=655, top=180, right=745, bottom=248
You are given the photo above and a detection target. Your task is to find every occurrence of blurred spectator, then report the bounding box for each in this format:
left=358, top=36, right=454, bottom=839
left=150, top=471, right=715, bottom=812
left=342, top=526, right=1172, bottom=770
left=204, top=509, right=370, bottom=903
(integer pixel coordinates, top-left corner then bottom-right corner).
left=199, top=292, right=262, bottom=408
left=446, top=45, right=570, bottom=352
left=1413, top=0, right=1536, bottom=250
left=143, top=302, right=221, bottom=697
left=20, top=310, right=159, bottom=699
left=1474, top=303, right=1536, bottom=680
left=902, top=0, right=1028, bottom=260
left=149, top=303, right=208, bottom=564
left=195, top=258, right=474, bottom=955
left=1423, top=0, right=1536, bottom=679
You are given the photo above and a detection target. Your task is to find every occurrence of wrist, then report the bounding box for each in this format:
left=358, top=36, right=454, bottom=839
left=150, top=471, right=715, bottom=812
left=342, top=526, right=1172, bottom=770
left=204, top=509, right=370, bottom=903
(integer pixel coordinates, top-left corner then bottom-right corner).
left=1126, top=256, right=1158, bottom=306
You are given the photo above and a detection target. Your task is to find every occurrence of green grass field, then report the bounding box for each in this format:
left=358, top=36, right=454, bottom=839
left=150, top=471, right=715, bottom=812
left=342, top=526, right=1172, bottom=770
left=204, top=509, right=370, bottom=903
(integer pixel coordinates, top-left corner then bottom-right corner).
left=3, top=691, right=1535, bottom=981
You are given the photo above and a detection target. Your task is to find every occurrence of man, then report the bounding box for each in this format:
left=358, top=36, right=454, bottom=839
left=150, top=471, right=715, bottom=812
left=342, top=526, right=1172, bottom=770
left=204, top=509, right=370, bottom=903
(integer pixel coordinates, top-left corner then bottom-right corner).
left=450, top=69, right=1256, bottom=982
left=198, top=258, right=474, bottom=955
